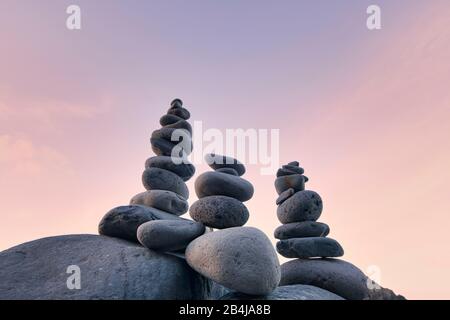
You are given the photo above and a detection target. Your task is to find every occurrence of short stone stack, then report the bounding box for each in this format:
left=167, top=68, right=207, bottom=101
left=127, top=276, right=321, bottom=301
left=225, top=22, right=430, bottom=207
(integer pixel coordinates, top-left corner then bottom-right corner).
left=185, top=154, right=281, bottom=296
left=99, top=99, right=205, bottom=253
left=274, top=161, right=344, bottom=259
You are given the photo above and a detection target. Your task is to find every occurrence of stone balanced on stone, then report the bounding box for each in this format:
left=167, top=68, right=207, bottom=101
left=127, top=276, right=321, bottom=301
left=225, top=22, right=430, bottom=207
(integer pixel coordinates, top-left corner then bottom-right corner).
left=185, top=154, right=281, bottom=295
left=98, top=99, right=205, bottom=253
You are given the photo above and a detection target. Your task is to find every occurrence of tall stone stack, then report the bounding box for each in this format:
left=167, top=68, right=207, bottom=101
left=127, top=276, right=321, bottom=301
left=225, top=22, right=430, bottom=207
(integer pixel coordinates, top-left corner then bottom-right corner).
left=99, top=99, right=206, bottom=253
left=185, top=154, right=281, bottom=296
left=274, top=161, right=344, bottom=259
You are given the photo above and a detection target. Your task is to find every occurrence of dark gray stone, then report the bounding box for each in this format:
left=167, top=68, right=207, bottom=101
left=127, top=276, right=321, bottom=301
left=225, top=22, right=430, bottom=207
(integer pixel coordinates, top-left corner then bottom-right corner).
left=277, top=190, right=323, bottom=224
left=160, top=114, right=184, bottom=126
left=150, top=137, right=192, bottom=158
left=98, top=205, right=181, bottom=242
left=145, top=156, right=195, bottom=181
left=204, top=153, right=246, bottom=176
left=280, top=258, right=369, bottom=300
left=142, top=168, right=189, bottom=199
left=216, top=168, right=239, bottom=176
left=0, top=234, right=217, bottom=300
left=220, top=284, right=344, bottom=300
left=186, top=227, right=281, bottom=295
left=151, top=127, right=191, bottom=142
left=170, top=98, right=183, bottom=108
left=274, top=221, right=330, bottom=239
left=276, top=165, right=305, bottom=177
left=276, top=237, right=344, bottom=258
left=189, top=196, right=249, bottom=229
left=275, top=174, right=306, bottom=194
left=288, top=161, right=300, bottom=167
left=167, top=107, right=190, bottom=120
left=130, top=190, right=188, bottom=216
left=276, top=188, right=295, bottom=205
left=195, top=171, right=254, bottom=202
left=163, top=119, right=192, bottom=135
left=137, top=220, right=205, bottom=252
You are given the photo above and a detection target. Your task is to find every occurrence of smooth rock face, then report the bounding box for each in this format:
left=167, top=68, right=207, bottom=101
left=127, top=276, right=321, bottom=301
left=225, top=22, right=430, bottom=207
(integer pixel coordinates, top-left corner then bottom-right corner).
left=145, top=156, right=195, bottom=181
left=220, top=284, right=344, bottom=300
left=98, top=205, right=181, bottom=242
left=280, top=258, right=369, bottom=300
left=137, top=220, right=205, bottom=252
left=274, top=221, right=330, bottom=239
left=276, top=237, right=344, bottom=258
left=215, top=168, right=239, bottom=176
left=150, top=137, right=179, bottom=157
left=276, top=188, right=295, bottom=205
left=189, top=196, right=249, bottom=229
left=0, top=235, right=215, bottom=300
left=185, top=227, right=281, bottom=295
left=277, top=190, right=323, bottom=224
left=130, top=190, right=188, bottom=216
left=142, top=168, right=189, bottom=199
left=167, top=107, right=190, bottom=120
left=204, top=154, right=246, bottom=176
left=195, top=172, right=254, bottom=202
left=160, top=114, right=184, bottom=126
left=275, top=174, right=306, bottom=194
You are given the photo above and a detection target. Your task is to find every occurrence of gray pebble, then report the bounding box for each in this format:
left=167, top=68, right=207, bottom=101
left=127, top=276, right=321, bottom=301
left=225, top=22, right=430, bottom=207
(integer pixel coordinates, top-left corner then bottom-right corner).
left=275, top=174, right=306, bottom=194
left=145, top=156, right=195, bottom=181
left=276, top=237, right=344, bottom=258
left=277, top=190, right=323, bottom=224
left=276, top=188, right=295, bottom=205
left=130, top=190, right=188, bottom=216
left=160, top=114, right=184, bottom=126
left=274, top=221, right=330, bottom=239
left=167, top=107, right=190, bottom=120
left=142, top=168, right=189, bottom=199
left=204, top=153, right=246, bottom=176
left=195, top=171, right=254, bottom=202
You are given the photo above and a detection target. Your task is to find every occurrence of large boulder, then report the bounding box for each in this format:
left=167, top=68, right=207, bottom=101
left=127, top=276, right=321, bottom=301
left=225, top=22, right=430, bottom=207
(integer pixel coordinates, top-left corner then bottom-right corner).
left=0, top=234, right=225, bottom=300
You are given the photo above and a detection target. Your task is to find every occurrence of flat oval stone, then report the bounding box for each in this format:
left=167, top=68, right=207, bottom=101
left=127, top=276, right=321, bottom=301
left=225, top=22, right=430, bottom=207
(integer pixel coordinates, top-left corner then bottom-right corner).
left=167, top=107, right=190, bottom=120
left=150, top=137, right=192, bottom=158
left=145, top=156, right=195, bottom=181
left=215, top=168, right=239, bottom=176
left=195, top=171, right=254, bottom=202
left=185, top=227, right=281, bottom=295
left=288, top=161, right=300, bottom=167
left=189, top=196, right=249, bottom=229
left=130, top=190, right=188, bottom=216
left=277, top=190, right=323, bottom=224
left=274, top=221, right=330, bottom=239
left=275, top=174, right=305, bottom=194
left=98, top=205, right=181, bottom=242
left=142, top=168, right=189, bottom=199
left=280, top=259, right=369, bottom=300
left=163, top=119, right=192, bottom=134
left=204, top=153, right=246, bottom=176
left=276, top=237, right=344, bottom=258
left=220, top=284, right=344, bottom=300
left=151, top=127, right=191, bottom=142
left=276, top=188, right=295, bottom=205
left=137, top=220, right=205, bottom=252
left=160, top=114, right=184, bottom=126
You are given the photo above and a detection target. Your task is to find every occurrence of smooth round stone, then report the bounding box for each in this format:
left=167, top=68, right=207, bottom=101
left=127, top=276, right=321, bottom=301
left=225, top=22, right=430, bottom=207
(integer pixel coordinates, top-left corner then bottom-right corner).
left=150, top=138, right=191, bottom=157
left=163, top=119, right=192, bottom=134
left=275, top=174, right=306, bottom=194
left=98, top=205, right=181, bottom=242
left=204, top=153, right=246, bottom=176
left=288, top=161, right=300, bottom=167
left=276, top=237, right=344, bottom=259
left=189, top=196, right=249, bottom=229
left=277, top=190, right=323, bottom=224
left=130, top=190, right=188, bottom=216
left=151, top=127, right=191, bottom=142
left=145, top=156, right=195, bottom=181
left=215, top=168, right=239, bottom=176
left=160, top=114, right=184, bottom=126
left=220, top=284, right=344, bottom=300
left=280, top=259, right=369, bottom=300
left=276, top=188, right=295, bottom=205
left=274, top=221, right=330, bottom=239
left=167, top=107, right=190, bottom=120
left=171, top=98, right=183, bottom=108
left=137, top=220, right=205, bottom=252
left=195, top=171, right=254, bottom=202
left=185, top=227, right=281, bottom=295
left=142, top=168, right=189, bottom=199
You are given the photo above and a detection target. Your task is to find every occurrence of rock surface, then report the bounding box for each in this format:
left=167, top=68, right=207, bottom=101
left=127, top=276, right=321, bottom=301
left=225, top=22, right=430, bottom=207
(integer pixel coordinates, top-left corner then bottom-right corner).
left=204, top=153, right=246, bottom=176
left=274, top=221, right=330, bottom=239
left=276, top=237, right=344, bottom=258
left=220, top=284, right=344, bottom=300
left=130, top=190, right=188, bottom=216
left=274, top=174, right=306, bottom=194
left=185, top=227, right=281, bottom=295
left=98, top=205, right=180, bottom=242
left=195, top=171, right=254, bottom=202
left=142, top=168, right=189, bottom=199
left=0, top=234, right=223, bottom=300
left=189, top=196, right=249, bottom=229
left=145, top=156, right=195, bottom=182
left=137, top=220, right=205, bottom=252
left=277, top=190, right=323, bottom=224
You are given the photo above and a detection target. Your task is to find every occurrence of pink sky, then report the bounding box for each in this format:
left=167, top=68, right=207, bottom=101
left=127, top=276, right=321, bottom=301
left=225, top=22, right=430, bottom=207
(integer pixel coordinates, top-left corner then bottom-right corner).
left=1, top=1, right=449, bottom=299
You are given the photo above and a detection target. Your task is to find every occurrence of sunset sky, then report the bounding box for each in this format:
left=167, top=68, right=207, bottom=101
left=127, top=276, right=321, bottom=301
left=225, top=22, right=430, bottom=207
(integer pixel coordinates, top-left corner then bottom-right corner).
left=1, top=0, right=449, bottom=299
